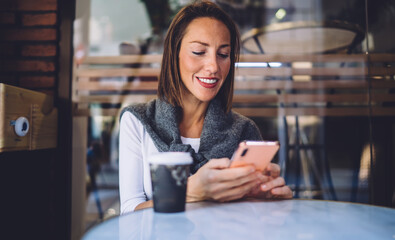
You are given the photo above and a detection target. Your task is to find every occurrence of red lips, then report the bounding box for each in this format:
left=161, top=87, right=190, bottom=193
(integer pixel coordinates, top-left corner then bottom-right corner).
left=196, top=77, right=219, bottom=89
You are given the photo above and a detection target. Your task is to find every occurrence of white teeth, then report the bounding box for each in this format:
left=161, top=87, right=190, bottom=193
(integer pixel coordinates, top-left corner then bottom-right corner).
left=198, top=77, right=217, bottom=84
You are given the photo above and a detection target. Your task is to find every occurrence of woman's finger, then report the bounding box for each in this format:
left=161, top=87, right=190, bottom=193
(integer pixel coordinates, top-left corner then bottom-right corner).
left=213, top=179, right=261, bottom=202
left=210, top=166, right=257, bottom=183
left=260, top=176, right=286, bottom=192
left=205, top=158, right=258, bottom=182
left=208, top=171, right=260, bottom=194
left=271, top=185, right=293, bottom=199
left=264, top=163, right=281, bottom=178
left=205, top=158, right=232, bottom=169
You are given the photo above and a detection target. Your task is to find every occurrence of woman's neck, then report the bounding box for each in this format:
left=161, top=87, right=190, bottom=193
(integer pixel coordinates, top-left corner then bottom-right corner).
left=179, top=96, right=209, bottom=138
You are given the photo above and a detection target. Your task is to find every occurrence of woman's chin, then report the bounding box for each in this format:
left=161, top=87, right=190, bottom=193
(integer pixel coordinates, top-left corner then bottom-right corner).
left=196, top=94, right=217, bottom=103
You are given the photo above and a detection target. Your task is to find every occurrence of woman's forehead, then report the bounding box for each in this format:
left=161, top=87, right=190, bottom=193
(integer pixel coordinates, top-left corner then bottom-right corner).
left=182, top=17, right=231, bottom=44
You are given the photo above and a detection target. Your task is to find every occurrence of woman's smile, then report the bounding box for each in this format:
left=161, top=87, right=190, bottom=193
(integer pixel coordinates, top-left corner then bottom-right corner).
left=196, top=76, right=219, bottom=88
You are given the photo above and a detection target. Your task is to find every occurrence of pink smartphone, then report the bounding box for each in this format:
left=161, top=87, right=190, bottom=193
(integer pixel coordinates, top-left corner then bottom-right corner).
left=229, top=141, right=280, bottom=171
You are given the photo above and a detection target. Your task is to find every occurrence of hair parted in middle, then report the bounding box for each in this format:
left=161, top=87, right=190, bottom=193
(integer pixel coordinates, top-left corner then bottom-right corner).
left=157, top=0, right=240, bottom=113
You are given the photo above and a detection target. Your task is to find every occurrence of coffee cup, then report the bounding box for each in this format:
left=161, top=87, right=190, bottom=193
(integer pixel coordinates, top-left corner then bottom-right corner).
left=149, top=152, right=192, bottom=213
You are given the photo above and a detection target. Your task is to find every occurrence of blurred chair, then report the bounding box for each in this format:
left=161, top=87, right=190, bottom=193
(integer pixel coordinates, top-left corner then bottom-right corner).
left=119, top=42, right=141, bottom=82
left=241, top=20, right=365, bottom=200
left=87, top=141, right=104, bottom=220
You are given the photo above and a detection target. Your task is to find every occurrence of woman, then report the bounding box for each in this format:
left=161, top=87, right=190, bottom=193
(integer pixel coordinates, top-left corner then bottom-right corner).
left=119, top=0, right=292, bottom=214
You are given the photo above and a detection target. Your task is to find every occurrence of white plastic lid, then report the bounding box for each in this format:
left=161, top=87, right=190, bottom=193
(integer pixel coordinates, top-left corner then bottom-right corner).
left=148, top=152, right=193, bottom=165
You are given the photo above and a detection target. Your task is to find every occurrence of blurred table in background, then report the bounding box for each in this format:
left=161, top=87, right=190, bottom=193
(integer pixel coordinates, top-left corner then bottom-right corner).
left=241, top=20, right=365, bottom=54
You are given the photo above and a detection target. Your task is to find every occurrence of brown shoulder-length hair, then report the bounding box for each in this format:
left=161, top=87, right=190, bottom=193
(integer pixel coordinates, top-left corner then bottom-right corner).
left=157, top=0, right=240, bottom=113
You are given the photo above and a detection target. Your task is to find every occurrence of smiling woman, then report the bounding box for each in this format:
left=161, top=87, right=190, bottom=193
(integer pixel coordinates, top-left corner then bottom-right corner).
left=73, top=0, right=395, bottom=236
left=158, top=0, right=241, bottom=114
left=118, top=0, right=292, bottom=215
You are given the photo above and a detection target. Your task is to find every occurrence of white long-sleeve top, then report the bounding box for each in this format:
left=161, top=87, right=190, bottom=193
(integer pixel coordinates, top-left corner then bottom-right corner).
left=119, top=111, right=200, bottom=214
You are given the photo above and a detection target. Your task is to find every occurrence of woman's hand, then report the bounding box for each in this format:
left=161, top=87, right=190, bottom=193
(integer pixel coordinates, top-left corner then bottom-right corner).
left=187, top=158, right=261, bottom=203
left=247, top=163, right=293, bottom=199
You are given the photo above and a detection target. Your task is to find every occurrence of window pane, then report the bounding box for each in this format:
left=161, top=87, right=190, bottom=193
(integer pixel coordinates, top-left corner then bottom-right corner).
left=73, top=0, right=395, bottom=233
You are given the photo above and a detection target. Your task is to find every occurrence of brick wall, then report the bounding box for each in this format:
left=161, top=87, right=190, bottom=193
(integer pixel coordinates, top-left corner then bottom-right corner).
left=0, top=0, right=58, bottom=96
left=0, top=1, right=65, bottom=239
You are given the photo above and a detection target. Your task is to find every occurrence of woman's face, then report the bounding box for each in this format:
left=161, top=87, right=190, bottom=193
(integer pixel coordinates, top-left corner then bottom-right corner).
left=178, top=17, right=231, bottom=104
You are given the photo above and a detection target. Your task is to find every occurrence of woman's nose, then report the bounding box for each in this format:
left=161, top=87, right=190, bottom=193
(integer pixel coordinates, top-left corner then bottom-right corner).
left=205, top=54, right=219, bottom=74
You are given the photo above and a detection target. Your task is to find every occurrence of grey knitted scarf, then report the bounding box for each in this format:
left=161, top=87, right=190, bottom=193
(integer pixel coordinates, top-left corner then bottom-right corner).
left=121, top=98, right=262, bottom=174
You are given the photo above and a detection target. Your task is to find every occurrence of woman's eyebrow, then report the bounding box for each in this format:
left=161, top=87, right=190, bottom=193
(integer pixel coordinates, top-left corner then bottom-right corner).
left=189, top=40, right=209, bottom=46
left=189, top=41, right=230, bottom=48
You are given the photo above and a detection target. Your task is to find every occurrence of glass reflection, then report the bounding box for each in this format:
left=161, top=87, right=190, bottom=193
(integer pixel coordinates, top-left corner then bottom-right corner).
left=73, top=0, right=395, bottom=233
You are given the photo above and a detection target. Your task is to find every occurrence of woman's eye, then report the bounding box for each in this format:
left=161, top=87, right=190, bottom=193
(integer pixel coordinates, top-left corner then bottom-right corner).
left=218, top=53, right=229, bottom=58
left=192, top=51, right=205, bottom=55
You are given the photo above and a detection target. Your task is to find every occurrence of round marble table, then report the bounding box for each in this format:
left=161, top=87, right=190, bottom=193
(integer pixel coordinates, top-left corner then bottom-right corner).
left=82, top=199, right=395, bottom=240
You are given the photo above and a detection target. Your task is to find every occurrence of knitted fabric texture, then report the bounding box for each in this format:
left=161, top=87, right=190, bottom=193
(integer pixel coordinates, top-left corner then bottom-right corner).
left=121, top=98, right=262, bottom=174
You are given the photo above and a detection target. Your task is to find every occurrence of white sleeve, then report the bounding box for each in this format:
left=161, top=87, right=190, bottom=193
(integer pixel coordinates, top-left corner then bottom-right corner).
left=119, top=111, right=147, bottom=214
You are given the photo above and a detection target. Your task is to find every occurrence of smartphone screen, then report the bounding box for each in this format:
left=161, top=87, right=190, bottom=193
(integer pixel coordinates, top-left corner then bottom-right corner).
left=229, top=141, right=279, bottom=171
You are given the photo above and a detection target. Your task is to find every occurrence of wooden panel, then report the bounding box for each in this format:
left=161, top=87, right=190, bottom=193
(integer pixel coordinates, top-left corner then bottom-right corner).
left=76, top=94, right=157, bottom=104
left=75, top=93, right=372, bottom=105
left=81, top=53, right=368, bottom=64
left=74, top=106, right=372, bottom=117
left=234, top=80, right=368, bottom=90
left=76, top=66, right=367, bottom=78
left=82, top=54, right=162, bottom=64
left=240, top=54, right=367, bottom=62
left=234, top=93, right=369, bottom=103
left=73, top=105, right=395, bottom=117
left=371, top=80, right=395, bottom=88
left=369, top=67, right=395, bottom=75
left=236, top=67, right=366, bottom=76
left=77, top=53, right=395, bottom=64
left=369, top=54, right=395, bottom=62
left=0, top=83, right=57, bottom=152
left=31, top=104, right=58, bottom=150
left=75, top=79, right=370, bottom=92
left=233, top=107, right=371, bottom=117
left=75, top=80, right=157, bottom=91
left=74, top=108, right=120, bottom=116
left=72, top=53, right=395, bottom=117
left=371, top=93, right=395, bottom=102
left=74, top=92, right=395, bottom=107
left=76, top=67, right=160, bottom=78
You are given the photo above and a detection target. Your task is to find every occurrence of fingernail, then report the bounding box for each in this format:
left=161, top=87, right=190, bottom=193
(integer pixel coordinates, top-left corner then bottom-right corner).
left=257, top=173, right=265, bottom=180
left=261, top=184, right=267, bottom=190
